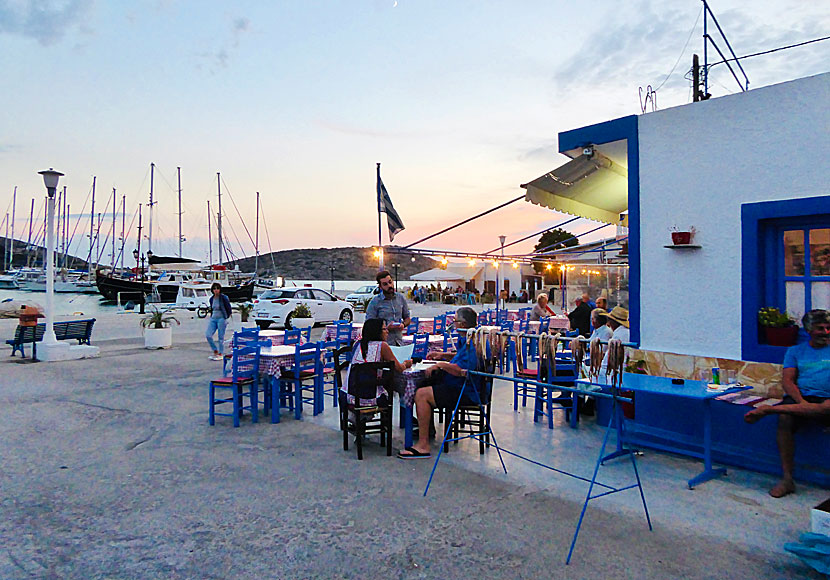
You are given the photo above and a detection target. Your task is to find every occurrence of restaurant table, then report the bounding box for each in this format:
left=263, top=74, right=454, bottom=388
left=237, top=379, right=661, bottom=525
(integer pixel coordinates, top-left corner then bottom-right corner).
left=591, top=373, right=750, bottom=488
left=400, top=362, right=434, bottom=448
left=323, top=322, right=363, bottom=342
left=258, top=345, right=300, bottom=376
left=223, top=329, right=305, bottom=353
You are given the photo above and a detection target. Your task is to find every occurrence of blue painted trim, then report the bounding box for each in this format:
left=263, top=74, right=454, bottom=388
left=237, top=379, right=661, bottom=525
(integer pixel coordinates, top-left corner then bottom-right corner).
left=558, top=115, right=640, bottom=344
left=741, top=195, right=830, bottom=363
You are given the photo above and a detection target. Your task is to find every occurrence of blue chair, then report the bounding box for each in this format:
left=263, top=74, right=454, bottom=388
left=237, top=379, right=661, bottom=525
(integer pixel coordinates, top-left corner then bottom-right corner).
left=517, top=318, right=529, bottom=333
left=433, top=314, right=447, bottom=335
left=299, top=326, right=312, bottom=343
left=500, top=320, right=515, bottom=332
left=335, top=321, right=353, bottom=347
left=412, top=334, right=430, bottom=360
left=535, top=357, right=578, bottom=429
left=511, top=337, right=540, bottom=410
left=284, top=329, right=301, bottom=345
left=210, top=344, right=260, bottom=427
left=443, top=331, right=460, bottom=352
left=539, top=316, right=551, bottom=334
left=279, top=342, right=324, bottom=420
left=223, top=327, right=259, bottom=375
left=319, top=339, right=341, bottom=407
left=518, top=306, right=532, bottom=320
left=406, top=317, right=420, bottom=336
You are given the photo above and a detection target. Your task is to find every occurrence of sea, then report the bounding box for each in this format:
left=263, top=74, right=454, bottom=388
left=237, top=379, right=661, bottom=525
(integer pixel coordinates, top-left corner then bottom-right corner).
left=0, top=280, right=378, bottom=317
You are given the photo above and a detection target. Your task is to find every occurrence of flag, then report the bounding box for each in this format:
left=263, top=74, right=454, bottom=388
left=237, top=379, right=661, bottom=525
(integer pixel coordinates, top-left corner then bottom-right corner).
left=377, top=175, right=405, bottom=241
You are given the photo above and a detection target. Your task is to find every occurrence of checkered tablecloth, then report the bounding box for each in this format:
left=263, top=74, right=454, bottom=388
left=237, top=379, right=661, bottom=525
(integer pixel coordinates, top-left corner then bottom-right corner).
left=400, top=334, right=454, bottom=353
left=323, top=322, right=363, bottom=342
left=223, top=330, right=305, bottom=353
left=402, top=366, right=429, bottom=407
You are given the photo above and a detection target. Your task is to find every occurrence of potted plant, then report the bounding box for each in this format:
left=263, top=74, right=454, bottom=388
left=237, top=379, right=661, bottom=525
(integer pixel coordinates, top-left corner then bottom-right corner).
left=236, top=302, right=254, bottom=323
left=287, top=303, right=314, bottom=329
left=140, top=307, right=180, bottom=349
left=758, top=306, right=798, bottom=346
left=669, top=225, right=696, bottom=245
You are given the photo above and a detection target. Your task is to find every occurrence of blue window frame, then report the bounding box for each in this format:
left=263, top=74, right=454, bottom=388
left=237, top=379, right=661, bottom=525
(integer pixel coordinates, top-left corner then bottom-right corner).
left=742, top=195, right=830, bottom=363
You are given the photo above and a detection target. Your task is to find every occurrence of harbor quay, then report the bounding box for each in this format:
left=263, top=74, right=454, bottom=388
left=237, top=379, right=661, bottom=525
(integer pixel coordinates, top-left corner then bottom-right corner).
left=0, top=303, right=824, bottom=579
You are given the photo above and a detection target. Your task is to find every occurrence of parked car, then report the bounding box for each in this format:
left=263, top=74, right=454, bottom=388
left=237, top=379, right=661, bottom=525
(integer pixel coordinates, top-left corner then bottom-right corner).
left=345, top=285, right=380, bottom=312
left=253, top=288, right=354, bottom=329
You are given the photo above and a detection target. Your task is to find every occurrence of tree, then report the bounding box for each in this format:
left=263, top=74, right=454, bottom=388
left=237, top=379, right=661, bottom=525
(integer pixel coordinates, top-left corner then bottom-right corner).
left=533, top=228, right=578, bottom=282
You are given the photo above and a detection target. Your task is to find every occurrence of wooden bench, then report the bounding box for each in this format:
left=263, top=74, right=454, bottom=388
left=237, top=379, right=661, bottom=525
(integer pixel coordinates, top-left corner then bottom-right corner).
left=6, top=318, right=96, bottom=358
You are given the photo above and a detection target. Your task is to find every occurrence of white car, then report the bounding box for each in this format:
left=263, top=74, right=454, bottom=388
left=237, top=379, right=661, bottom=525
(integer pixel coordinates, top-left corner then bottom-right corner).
left=345, top=284, right=380, bottom=311
left=253, top=288, right=354, bottom=329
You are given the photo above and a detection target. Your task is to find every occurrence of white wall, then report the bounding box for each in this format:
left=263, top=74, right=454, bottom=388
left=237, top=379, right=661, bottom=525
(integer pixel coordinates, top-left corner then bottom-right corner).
left=637, top=73, right=830, bottom=359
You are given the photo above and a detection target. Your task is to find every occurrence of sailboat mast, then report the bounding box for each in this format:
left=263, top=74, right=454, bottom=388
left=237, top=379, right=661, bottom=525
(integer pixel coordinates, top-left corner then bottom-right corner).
left=89, top=176, right=96, bottom=275
left=26, top=198, right=34, bottom=267
left=10, top=186, right=16, bottom=269
left=3, top=214, right=7, bottom=271
left=120, top=195, right=126, bottom=270
left=64, top=203, right=70, bottom=269
left=148, top=162, right=155, bottom=254
left=61, top=187, right=68, bottom=269
left=55, top=188, right=62, bottom=270
left=112, top=187, right=117, bottom=269
left=96, top=212, right=101, bottom=269
left=207, top=200, right=213, bottom=266
left=216, top=173, right=223, bottom=265
left=177, top=166, right=182, bottom=259
left=136, top=204, right=143, bottom=268
left=255, top=191, right=260, bottom=275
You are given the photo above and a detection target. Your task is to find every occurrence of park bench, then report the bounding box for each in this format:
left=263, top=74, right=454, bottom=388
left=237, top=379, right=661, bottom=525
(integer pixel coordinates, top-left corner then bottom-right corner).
left=6, top=318, right=96, bottom=358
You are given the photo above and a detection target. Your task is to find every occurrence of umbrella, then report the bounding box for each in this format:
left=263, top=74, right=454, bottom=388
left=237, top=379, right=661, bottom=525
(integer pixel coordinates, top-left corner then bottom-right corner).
left=409, top=268, right=466, bottom=282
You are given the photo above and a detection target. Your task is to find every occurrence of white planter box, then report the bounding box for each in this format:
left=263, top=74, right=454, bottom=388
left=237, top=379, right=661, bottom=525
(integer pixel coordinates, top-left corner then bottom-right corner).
left=812, top=499, right=830, bottom=536
left=291, top=317, right=315, bottom=329
left=144, top=326, right=173, bottom=349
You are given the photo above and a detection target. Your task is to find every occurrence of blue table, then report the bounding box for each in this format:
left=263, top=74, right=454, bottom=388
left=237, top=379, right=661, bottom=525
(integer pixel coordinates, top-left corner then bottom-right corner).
left=612, top=373, right=749, bottom=488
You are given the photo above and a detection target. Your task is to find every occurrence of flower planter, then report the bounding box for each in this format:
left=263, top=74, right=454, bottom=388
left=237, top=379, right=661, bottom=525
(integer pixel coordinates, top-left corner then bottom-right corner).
left=144, top=326, right=173, bottom=349
left=671, top=231, right=692, bottom=245
left=290, top=317, right=315, bottom=329
left=763, top=326, right=798, bottom=347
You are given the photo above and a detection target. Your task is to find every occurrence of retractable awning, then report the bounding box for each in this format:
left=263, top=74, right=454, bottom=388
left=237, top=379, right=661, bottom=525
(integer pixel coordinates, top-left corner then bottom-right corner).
left=409, top=268, right=466, bottom=282
left=521, top=151, right=628, bottom=227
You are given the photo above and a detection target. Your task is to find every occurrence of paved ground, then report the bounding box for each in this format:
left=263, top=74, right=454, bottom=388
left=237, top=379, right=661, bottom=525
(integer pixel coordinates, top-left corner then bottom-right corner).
left=0, top=310, right=825, bottom=578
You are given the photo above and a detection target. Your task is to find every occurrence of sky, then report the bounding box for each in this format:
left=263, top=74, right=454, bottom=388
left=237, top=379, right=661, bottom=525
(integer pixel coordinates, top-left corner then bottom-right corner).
left=0, top=0, right=827, bottom=266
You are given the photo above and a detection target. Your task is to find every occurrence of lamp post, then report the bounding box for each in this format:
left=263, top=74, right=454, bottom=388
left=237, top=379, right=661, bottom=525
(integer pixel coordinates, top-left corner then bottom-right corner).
left=132, top=248, right=151, bottom=314
left=38, top=169, right=63, bottom=346
left=329, top=263, right=336, bottom=294
left=499, top=235, right=506, bottom=313
left=391, top=262, right=401, bottom=287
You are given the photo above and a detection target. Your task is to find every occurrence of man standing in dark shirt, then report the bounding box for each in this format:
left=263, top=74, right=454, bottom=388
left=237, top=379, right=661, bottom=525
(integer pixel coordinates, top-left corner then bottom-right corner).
left=568, top=297, right=592, bottom=336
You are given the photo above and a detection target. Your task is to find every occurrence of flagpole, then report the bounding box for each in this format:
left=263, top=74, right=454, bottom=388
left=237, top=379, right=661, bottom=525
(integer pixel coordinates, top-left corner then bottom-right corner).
left=376, top=162, right=384, bottom=270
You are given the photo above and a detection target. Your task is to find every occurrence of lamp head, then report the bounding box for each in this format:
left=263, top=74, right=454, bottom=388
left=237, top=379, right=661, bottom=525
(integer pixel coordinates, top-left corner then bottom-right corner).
left=146, top=250, right=153, bottom=258
left=133, top=249, right=139, bottom=260
left=38, top=168, right=64, bottom=195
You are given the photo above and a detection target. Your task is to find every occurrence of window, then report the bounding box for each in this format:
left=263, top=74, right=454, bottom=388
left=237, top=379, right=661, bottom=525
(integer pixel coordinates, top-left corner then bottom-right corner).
left=312, top=290, right=333, bottom=301
left=741, top=196, right=830, bottom=363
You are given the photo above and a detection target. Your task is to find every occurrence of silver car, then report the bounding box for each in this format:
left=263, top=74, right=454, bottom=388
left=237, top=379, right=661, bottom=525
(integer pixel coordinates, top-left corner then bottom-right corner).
left=345, top=285, right=379, bottom=312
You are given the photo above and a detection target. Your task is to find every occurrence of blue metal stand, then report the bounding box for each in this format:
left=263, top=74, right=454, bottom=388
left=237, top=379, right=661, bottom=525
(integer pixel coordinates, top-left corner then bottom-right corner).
left=422, top=371, right=652, bottom=565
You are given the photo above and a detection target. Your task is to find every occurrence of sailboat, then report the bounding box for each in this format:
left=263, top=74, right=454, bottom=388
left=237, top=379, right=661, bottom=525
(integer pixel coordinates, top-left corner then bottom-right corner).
left=95, top=166, right=255, bottom=303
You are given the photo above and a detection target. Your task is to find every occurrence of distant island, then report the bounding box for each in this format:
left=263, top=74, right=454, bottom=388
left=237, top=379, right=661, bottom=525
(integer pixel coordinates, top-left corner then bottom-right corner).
left=233, top=247, right=438, bottom=280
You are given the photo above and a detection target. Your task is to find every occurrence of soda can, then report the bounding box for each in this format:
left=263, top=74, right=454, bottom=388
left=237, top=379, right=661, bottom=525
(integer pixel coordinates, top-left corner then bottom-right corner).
left=711, top=367, right=720, bottom=385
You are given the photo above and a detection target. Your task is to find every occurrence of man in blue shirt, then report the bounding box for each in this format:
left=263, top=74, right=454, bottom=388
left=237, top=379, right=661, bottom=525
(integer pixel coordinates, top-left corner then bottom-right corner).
left=366, top=270, right=411, bottom=346
left=744, top=309, right=830, bottom=497
left=398, top=307, right=479, bottom=458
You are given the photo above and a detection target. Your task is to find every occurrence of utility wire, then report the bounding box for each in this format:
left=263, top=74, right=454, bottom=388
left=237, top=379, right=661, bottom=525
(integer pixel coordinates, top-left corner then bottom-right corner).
left=402, top=194, right=526, bottom=249
left=708, top=35, right=830, bottom=68
left=483, top=216, right=581, bottom=254
left=653, top=6, right=702, bottom=92
left=530, top=223, right=614, bottom=256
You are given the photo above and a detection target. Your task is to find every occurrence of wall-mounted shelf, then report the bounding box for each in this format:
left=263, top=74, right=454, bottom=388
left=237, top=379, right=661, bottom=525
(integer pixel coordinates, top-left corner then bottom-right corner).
left=664, top=244, right=701, bottom=249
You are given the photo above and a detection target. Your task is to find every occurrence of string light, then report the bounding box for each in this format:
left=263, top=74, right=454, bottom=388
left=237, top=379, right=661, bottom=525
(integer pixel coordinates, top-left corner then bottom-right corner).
left=512, top=261, right=518, bottom=269
left=468, top=258, right=476, bottom=266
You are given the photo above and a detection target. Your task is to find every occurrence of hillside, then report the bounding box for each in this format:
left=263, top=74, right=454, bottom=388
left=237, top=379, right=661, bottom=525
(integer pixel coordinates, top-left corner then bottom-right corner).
left=231, top=247, right=438, bottom=280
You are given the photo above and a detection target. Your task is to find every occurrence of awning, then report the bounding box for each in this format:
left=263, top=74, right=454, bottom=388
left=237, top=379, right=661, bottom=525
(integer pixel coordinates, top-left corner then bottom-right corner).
left=521, top=152, right=628, bottom=227
left=410, top=268, right=466, bottom=282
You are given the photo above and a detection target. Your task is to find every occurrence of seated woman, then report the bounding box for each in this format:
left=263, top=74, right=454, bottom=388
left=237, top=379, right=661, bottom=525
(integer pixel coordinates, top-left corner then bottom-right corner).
left=341, top=318, right=412, bottom=407
left=530, top=292, right=556, bottom=321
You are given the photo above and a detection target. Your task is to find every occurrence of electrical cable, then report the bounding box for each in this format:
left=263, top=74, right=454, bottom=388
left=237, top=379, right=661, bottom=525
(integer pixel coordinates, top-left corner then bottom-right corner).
left=708, top=35, right=830, bottom=68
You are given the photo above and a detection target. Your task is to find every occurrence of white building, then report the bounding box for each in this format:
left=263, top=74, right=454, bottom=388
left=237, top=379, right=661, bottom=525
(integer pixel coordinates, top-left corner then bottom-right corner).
left=522, top=72, right=829, bottom=390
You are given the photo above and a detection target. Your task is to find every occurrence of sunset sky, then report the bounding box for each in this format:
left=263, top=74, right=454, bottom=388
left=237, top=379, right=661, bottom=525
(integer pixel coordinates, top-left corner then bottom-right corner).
left=1, top=1, right=827, bottom=265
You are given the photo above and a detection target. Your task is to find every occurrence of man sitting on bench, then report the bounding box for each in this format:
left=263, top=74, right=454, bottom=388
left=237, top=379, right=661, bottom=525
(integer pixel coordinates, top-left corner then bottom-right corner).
left=744, top=309, right=830, bottom=498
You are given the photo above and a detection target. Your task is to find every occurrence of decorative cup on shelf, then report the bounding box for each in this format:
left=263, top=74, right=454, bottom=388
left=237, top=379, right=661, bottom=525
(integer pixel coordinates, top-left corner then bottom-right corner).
left=669, top=226, right=696, bottom=245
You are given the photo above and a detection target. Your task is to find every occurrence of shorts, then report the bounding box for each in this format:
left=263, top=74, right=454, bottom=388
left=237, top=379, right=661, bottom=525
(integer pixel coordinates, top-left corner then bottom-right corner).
left=778, top=395, right=830, bottom=431
left=420, top=370, right=481, bottom=408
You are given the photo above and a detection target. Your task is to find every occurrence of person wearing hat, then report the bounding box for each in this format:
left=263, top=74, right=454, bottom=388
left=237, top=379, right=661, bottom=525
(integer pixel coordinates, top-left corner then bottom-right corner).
left=587, top=308, right=613, bottom=343
left=597, top=306, right=630, bottom=380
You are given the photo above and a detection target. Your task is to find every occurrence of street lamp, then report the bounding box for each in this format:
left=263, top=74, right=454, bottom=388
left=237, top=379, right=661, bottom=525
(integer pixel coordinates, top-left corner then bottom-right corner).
left=132, top=248, right=149, bottom=314
left=391, top=262, right=401, bottom=287
left=329, top=263, right=336, bottom=294
left=38, top=169, right=64, bottom=347
left=498, top=235, right=506, bottom=315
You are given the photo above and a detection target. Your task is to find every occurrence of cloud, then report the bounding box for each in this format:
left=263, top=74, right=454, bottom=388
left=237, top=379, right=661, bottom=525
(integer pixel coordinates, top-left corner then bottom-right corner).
left=314, top=118, right=438, bottom=140
left=200, top=15, right=250, bottom=71
left=0, top=0, right=93, bottom=45
left=552, top=1, right=830, bottom=102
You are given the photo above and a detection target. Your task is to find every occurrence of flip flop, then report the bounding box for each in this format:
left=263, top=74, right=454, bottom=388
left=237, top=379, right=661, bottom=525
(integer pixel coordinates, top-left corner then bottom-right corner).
left=397, top=447, right=431, bottom=459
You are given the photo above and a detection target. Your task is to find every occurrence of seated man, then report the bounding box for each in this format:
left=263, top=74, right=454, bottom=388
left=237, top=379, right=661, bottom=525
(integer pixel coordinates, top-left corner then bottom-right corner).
left=744, top=309, right=830, bottom=497
left=398, top=306, right=479, bottom=458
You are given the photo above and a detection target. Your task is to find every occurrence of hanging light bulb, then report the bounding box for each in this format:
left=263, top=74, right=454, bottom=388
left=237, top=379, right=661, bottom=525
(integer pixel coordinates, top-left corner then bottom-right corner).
left=512, top=261, right=518, bottom=269
left=468, top=258, right=476, bottom=266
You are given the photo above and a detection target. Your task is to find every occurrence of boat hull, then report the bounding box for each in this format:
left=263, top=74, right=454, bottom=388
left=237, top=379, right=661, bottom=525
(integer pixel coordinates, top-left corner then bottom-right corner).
left=95, top=272, right=254, bottom=303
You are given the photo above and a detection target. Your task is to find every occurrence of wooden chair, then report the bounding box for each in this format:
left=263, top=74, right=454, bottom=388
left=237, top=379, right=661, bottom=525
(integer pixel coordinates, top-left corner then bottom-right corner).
left=209, top=344, right=260, bottom=427
left=339, top=360, right=395, bottom=460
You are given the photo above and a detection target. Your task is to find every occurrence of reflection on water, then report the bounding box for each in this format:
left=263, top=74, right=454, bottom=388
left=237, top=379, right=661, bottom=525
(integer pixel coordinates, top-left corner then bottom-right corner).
left=0, top=290, right=119, bottom=317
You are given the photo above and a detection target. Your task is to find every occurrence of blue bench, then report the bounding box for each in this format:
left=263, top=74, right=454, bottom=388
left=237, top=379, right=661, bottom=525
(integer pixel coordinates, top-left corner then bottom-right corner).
left=6, top=319, right=96, bottom=358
